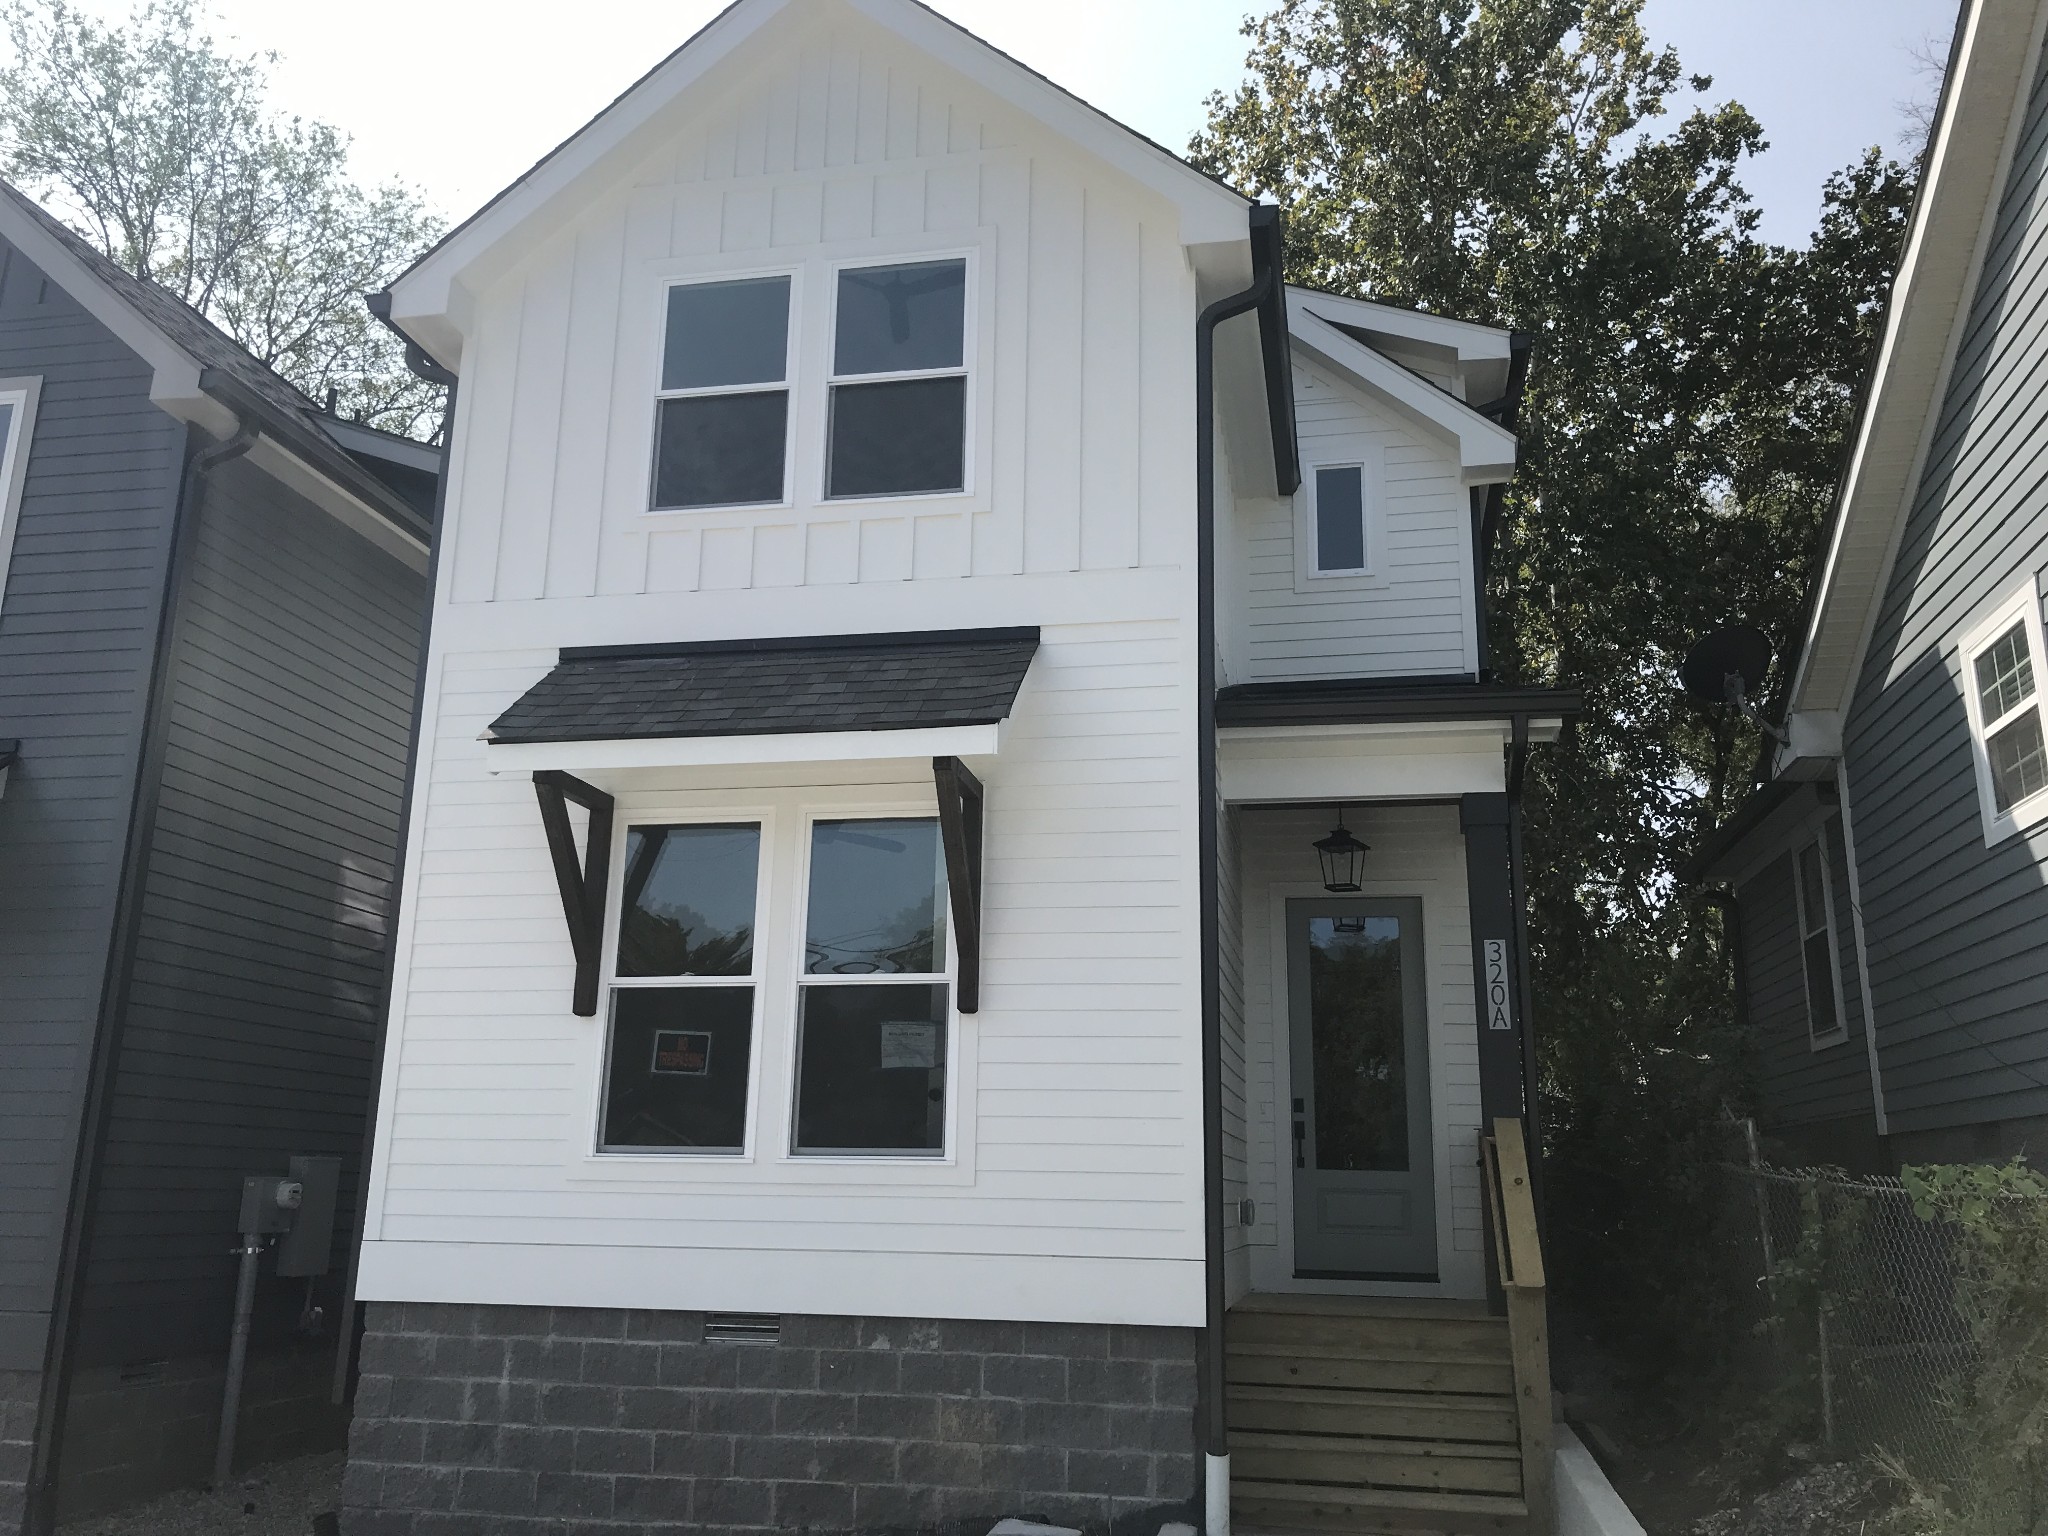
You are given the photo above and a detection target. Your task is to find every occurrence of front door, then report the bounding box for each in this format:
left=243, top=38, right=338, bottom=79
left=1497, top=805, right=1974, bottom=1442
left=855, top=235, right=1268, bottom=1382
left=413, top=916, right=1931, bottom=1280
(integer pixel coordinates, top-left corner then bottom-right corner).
left=1287, top=898, right=1436, bottom=1279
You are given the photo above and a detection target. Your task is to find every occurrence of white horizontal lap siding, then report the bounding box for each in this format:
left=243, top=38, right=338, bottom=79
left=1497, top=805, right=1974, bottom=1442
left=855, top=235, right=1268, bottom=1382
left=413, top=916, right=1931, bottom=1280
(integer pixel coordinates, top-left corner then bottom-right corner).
left=364, top=618, right=1203, bottom=1324
left=1240, top=355, right=1475, bottom=682
left=1237, top=803, right=1485, bottom=1298
left=441, top=13, right=1190, bottom=611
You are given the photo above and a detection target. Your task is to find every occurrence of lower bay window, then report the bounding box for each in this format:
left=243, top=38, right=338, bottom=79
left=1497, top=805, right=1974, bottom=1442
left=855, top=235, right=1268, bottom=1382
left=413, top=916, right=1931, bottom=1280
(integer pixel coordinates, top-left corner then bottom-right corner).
left=598, top=805, right=953, bottom=1161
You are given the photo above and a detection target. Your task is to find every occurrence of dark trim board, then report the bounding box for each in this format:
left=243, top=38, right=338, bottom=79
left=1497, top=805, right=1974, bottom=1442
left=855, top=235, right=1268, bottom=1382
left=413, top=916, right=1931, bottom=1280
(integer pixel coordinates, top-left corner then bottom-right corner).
left=1216, top=678, right=1583, bottom=729
left=562, top=625, right=1040, bottom=661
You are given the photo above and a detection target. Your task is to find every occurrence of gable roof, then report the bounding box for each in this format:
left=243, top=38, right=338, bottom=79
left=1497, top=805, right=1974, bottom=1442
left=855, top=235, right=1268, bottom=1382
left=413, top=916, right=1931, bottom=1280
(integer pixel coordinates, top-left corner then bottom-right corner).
left=1786, top=0, right=2047, bottom=719
left=1285, top=291, right=1518, bottom=485
left=0, top=178, right=431, bottom=555
left=380, top=0, right=1254, bottom=369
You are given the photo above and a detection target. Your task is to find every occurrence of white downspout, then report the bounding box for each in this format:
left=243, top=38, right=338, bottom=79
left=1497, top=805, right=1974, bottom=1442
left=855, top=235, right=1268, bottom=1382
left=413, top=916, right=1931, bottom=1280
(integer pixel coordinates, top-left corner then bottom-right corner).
left=1205, top=1452, right=1231, bottom=1536
left=1834, top=758, right=1890, bottom=1138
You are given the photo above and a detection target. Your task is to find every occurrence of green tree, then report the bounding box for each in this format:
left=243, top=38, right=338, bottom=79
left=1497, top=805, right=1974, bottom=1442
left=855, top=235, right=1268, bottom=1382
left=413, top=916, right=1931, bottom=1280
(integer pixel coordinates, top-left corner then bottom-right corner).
left=1194, top=0, right=1915, bottom=1364
left=0, top=0, right=446, bottom=437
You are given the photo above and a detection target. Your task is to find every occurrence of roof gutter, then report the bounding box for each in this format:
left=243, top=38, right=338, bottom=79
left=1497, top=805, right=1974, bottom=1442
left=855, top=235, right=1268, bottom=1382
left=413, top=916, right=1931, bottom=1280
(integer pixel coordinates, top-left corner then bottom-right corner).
left=1195, top=202, right=1282, bottom=1536
left=365, top=290, right=459, bottom=389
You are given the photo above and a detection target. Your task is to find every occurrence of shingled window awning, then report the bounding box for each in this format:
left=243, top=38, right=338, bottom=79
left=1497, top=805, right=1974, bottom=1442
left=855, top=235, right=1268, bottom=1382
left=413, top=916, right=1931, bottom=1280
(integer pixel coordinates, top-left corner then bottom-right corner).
left=491, top=630, right=1035, bottom=1019
left=483, top=626, right=1039, bottom=772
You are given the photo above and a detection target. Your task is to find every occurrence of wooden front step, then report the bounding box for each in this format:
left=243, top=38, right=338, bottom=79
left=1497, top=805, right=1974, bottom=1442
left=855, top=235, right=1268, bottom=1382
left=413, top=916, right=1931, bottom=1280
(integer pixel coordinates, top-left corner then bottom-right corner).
left=1227, top=1295, right=1529, bottom=1536
left=1234, top=1481, right=1529, bottom=1536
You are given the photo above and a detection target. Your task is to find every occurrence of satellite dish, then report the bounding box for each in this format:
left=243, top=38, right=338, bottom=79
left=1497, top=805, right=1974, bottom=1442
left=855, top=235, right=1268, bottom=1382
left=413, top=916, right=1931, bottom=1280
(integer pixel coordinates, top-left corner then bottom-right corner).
left=1680, top=625, right=1773, bottom=707
left=1680, top=625, right=1787, bottom=744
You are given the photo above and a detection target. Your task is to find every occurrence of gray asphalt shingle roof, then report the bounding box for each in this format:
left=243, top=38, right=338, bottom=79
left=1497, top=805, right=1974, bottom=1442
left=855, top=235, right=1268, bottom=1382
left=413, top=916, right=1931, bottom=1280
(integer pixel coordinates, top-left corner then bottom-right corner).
left=486, top=629, right=1041, bottom=745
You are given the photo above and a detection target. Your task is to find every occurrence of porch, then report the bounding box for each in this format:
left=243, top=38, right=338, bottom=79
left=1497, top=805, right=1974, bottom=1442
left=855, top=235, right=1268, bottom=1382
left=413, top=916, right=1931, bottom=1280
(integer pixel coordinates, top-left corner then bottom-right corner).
left=1226, top=1125, right=1552, bottom=1536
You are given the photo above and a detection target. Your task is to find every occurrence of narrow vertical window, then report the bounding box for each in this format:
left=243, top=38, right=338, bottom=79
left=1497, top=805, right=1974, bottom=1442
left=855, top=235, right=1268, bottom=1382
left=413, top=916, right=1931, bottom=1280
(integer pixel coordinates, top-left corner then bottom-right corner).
left=792, top=818, right=951, bottom=1155
left=1793, top=837, right=1845, bottom=1048
left=652, top=276, right=791, bottom=510
left=826, top=259, right=968, bottom=499
left=1312, top=464, right=1368, bottom=574
left=601, top=823, right=762, bottom=1152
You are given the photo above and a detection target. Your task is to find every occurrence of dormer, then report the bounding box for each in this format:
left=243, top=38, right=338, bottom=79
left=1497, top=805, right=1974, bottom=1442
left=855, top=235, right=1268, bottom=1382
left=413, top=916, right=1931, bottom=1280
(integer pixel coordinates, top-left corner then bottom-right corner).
left=1217, top=287, right=1523, bottom=687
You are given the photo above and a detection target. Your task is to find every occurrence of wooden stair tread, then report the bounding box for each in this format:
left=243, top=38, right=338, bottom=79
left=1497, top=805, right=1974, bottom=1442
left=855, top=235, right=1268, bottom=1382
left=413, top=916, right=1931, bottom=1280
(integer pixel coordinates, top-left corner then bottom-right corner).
left=1233, top=1430, right=1520, bottom=1461
left=1227, top=1340, right=1514, bottom=1369
left=1235, top=1479, right=1530, bottom=1535
left=1231, top=1293, right=1499, bottom=1322
left=1230, top=1385, right=1517, bottom=1411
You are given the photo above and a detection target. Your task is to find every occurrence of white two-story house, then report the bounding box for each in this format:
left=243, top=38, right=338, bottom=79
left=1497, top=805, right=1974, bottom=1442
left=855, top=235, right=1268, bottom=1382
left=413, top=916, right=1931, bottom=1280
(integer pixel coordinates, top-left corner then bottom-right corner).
left=338, top=3, right=1577, bottom=1533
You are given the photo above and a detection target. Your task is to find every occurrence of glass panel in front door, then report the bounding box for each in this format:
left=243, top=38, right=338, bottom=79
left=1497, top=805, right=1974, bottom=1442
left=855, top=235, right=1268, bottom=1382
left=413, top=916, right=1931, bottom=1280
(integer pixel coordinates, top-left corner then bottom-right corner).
left=1288, top=898, right=1436, bottom=1279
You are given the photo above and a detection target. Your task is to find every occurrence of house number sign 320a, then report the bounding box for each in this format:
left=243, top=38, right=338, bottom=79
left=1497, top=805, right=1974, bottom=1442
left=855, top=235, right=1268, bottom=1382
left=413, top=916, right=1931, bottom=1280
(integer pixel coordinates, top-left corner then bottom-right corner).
left=1483, top=940, right=1515, bottom=1032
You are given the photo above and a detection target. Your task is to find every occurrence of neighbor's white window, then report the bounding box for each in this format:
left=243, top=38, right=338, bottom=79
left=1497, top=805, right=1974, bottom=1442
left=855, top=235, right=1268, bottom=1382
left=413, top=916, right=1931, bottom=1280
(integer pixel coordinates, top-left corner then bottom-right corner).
left=1792, top=832, right=1848, bottom=1050
left=0, top=378, right=43, bottom=612
left=599, top=822, right=765, bottom=1154
left=1960, top=584, right=2048, bottom=842
left=651, top=274, right=794, bottom=511
left=826, top=258, right=968, bottom=500
left=792, top=817, right=952, bottom=1156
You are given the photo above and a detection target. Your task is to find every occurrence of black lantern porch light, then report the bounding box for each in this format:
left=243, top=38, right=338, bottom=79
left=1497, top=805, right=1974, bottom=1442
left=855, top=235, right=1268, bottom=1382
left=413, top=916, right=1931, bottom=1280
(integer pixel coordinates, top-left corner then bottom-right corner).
left=1314, top=807, right=1369, bottom=893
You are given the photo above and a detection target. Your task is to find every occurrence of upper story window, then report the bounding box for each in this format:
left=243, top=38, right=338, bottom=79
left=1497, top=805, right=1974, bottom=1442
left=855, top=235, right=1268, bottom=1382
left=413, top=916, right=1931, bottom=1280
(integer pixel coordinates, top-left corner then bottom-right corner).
left=652, top=275, right=792, bottom=510
left=827, top=259, right=968, bottom=500
left=1960, top=584, right=2048, bottom=842
left=0, top=378, right=42, bottom=612
left=1792, top=833, right=1847, bottom=1049
left=1312, top=464, right=1370, bottom=575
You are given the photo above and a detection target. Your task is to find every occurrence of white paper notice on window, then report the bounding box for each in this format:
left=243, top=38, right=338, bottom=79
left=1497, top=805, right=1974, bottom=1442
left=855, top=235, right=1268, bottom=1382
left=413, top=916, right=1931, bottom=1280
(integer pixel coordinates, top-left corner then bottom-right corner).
left=879, top=1021, right=939, bottom=1070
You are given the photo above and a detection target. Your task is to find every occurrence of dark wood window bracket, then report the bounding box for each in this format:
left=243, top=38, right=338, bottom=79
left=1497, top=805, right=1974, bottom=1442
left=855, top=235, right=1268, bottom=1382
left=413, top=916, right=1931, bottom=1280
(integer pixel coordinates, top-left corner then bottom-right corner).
left=534, top=770, right=616, bottom=1017
left=933, top=756, right=985, bottom=1014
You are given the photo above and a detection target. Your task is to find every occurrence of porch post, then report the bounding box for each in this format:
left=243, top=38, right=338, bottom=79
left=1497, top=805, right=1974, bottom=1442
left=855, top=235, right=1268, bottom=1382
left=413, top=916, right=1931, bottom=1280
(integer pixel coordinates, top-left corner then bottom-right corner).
left=1460, top=793, right=1526, bottom=1130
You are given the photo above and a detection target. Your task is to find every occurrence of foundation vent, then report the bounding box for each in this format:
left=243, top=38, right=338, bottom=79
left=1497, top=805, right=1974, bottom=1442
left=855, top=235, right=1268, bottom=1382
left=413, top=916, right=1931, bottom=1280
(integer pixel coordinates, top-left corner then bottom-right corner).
left=705, top=1312, right=781, bottom=1344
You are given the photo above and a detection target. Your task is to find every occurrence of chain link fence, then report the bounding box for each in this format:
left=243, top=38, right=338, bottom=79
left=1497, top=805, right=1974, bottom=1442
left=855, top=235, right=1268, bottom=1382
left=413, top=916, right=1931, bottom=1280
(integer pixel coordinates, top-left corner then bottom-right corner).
left=1717, top=1153, right=1977, bottom=1489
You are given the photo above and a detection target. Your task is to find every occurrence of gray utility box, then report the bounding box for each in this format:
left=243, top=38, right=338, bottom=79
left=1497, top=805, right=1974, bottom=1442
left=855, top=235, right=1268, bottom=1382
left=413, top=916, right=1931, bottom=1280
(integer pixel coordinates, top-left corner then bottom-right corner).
left=278, top=1155, right=340, bottom=1278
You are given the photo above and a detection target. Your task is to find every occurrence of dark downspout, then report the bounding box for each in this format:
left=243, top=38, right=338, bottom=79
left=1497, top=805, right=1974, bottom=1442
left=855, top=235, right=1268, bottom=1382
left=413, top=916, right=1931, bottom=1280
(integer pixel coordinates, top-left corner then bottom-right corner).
left=1505, top=714, right=1544, bottom=1231
left=26, top=420, right=256, bottom=1534
left=331, top=299, right=455, bottom=1404
left=1473, top=333, right=1533, bottom=684
left=1196, top=205, right=1282, bottom=1536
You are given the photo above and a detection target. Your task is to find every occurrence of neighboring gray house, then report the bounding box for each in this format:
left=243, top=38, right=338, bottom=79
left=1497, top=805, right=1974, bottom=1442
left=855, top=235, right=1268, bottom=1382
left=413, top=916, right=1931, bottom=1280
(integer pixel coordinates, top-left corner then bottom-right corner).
left=1690, top=0, right=2048, bottom=1172
left=0, top=180, right=437, bottom=1531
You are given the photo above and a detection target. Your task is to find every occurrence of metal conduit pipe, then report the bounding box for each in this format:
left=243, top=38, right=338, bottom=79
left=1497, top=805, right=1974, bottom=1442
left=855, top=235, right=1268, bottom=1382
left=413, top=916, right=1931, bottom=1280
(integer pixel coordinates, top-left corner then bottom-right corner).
left=1194, top=203, right=1283, bottom=1536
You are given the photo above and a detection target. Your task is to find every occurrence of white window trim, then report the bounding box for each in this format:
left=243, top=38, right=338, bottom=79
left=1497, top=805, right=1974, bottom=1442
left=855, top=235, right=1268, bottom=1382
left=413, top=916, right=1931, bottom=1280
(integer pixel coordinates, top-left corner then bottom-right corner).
left=648, top=265, right=803, bottom=514
left=820, top=250, right=977, bottom=506
left=570, top=785, right=972, bottom=1188
left=1792, top=828, right=1850, bottom=1052
left=1295, top=449, right=1389, bottom=592
left=0, top=377, right=44, bottom=614
left=1959, top=581, right=2048, bottom=844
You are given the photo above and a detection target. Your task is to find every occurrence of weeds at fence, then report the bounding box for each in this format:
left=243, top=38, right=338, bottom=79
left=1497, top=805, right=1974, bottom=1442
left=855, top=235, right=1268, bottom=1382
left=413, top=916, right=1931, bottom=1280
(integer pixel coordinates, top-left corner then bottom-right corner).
left=1716, top=1153, right=2048, bottom=1536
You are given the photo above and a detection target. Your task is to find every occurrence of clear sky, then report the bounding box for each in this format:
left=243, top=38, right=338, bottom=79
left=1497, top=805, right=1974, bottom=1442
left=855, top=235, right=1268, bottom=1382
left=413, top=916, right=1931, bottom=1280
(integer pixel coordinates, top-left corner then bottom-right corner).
left=47, top=0, right=1961, bottom=247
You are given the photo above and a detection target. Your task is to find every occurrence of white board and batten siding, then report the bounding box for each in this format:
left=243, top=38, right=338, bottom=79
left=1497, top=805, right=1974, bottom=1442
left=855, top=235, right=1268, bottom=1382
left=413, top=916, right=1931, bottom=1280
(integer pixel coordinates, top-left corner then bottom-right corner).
left=360, top=10, right=1216, bottom=1329
left=1227, top=352, right=1480, bottom=686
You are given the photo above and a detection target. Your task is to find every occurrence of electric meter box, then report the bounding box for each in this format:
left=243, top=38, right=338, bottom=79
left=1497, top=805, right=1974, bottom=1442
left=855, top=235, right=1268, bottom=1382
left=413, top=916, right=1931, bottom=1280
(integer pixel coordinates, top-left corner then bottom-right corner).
left=277, top=1155, right=341, bottom=1278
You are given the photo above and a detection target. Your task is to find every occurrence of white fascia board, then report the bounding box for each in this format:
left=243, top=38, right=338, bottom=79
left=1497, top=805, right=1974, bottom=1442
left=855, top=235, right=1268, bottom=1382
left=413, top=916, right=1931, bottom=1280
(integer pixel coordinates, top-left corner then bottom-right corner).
left=244, top=436, right=430, bottom=573
left=0, top=197, right=240, bottom=440
left=386, top=0, right=1250, bottom=368
left=1288, top=287, right=1512, bottom=366
left=1790, top=0, right=2048, bottom=716
left=482, top=722, right=1003, bottom=776
left=1288, top=308, right=1518, bottom=485
left=1219, top=720, right=1511, bottom=802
